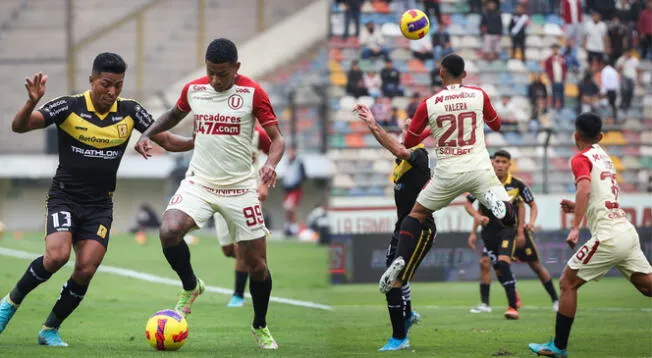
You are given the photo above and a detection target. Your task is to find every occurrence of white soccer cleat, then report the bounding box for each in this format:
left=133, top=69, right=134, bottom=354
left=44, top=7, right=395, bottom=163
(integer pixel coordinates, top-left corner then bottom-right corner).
left=379, top=257, right=405, bottom=294
left=482, top=190, right=506, bottom=219
left=470, top=303, right=492, bottom=313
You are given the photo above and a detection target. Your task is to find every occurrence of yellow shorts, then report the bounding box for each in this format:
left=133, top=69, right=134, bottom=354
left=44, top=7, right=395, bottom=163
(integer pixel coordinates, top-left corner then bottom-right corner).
left=567, top=227, right=652, bottom=282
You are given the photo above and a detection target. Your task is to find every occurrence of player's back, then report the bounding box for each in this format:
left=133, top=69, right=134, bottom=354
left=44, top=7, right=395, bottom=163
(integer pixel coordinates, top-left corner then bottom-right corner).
left=573, top=144, right=633, bottom=236
left=423, top=84, right=497, bottom=173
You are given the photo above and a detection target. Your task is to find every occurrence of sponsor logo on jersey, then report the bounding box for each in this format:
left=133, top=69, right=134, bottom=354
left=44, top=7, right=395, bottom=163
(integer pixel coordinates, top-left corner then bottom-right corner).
left=78, top=134, right=124, bottom=146
left=228, top=94, right=244, bottom=110
left=194, top=113, right=241, bottom=123
left=192, top=85, right=208, bottom=91
left=71, top=145, right=120, bottom=159
left=434, top=92, right=476, bottom=104
left=112, top=116, right=124, bottom=122
left=438, top=147, right=472, bottom=155
left=196, top=122, right=240, bottom=135
left=80, top=113, right=92, bottom=119
left=169, top=194, right=183, bottom=205
left=75, top=126, right=88, bottom=131
left=236, top=88, right=250, bottom=94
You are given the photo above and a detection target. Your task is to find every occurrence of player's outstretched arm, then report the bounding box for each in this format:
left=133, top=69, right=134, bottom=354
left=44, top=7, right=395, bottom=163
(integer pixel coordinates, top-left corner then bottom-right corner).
left=464, top=196, right=489, bottom=225
left=150, top=132, right=194, bottom=153
left=525, top=200, right=538, bottom=231
left=354, top=104, right=411, bottom=160
left=567, top=179, right=590, bottom=248
left=12, top=72, right=48, bottom=133
left=135, top=106, right=188, bottom=159
left=260, top=124, right=285, bottom=188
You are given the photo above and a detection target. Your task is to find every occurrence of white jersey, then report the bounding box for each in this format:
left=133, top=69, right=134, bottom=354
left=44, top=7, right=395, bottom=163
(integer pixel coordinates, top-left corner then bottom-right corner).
left=176, top=75, right=277, bottom=189
left=410, top=84, right=500, bottom=173
left=570, top=144, right=633, bottom=236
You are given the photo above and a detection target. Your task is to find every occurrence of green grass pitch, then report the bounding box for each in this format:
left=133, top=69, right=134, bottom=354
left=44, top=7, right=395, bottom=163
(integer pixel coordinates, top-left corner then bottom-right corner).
left=0, top=232, right=650, bottom=357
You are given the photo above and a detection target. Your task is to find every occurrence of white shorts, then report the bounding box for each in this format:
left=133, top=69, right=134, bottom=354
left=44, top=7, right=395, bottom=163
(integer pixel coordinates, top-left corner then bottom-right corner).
left=214, top=212, right=234, bottom=246
left=417, top=168, right=508, bottom=212
left=166, top=179, right=269, bottom=243
left=567, top=227, right=652, bottom=282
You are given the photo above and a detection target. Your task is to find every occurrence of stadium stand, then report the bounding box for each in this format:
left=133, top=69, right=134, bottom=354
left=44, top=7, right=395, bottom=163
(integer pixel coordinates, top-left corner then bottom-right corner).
left=329, top=0, right=652, bottom=197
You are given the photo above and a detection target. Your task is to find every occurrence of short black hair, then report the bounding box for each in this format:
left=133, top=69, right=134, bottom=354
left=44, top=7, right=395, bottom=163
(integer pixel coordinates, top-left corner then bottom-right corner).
left=205, top=38, right=238, bottom=64
left=92, top=53, right=127, bottom=74
left=492, top=149, right=511, bottom=160
left=441, top=54, right=465, bottom=77
left=575, top=112, right=602, bottom=141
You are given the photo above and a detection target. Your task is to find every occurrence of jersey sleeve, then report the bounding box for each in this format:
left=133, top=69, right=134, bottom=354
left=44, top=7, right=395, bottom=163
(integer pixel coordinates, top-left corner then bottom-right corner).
left=128, top=100, right=155, bottom=133
left=517, top=180, right=535, bottom=204
left=38, top=96, right=72, bottom=127
left=253, top=86, right=278, bottom=127
left=570, top=154, right=592, bottom=184
left=466, top=194, right=477, bottom=203
left=175, top=82, right=192, bottom=113
left=255, top=125, right=272, bottom=155
left=404, top=100, right=429, bottom=148
left=481, top=90, right=501, bottom=131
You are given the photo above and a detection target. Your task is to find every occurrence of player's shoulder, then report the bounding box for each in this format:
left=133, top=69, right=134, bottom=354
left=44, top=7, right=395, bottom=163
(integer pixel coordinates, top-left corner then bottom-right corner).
left=234, top=75, right=265, bottom=92
left=510, top=175, right=528, bottom=188
left=460, top=85, right=489, bottom=97
left=182, top=76, right=211, bottom=90
left=40, top=93, right=83, bottom=112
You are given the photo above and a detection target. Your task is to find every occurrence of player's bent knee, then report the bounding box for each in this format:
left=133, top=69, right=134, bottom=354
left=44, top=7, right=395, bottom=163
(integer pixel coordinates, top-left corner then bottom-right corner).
left=73, top=264, right=99, bottom=285
left=247, top=259, right=268, bottom=281
left=631, top=272, right=652, bottom=297
left=44, top=248, right=71, bottom=270
left=160, top=220, right=187, bottom=246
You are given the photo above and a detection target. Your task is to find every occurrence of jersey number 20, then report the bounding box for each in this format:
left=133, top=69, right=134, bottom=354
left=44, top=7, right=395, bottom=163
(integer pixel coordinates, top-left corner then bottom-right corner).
left=435, top=112, right=477, bottom=147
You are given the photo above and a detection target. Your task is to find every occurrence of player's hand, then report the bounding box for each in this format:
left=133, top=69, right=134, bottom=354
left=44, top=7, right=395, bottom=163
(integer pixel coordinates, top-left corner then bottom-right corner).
left=25, top=72, right=47, bottom=105
left=560, top=199, right=576, bottom=214
left=524, top=222, right=536, bottom=232
left=259, top=165, right=277, bottom=188
left=566, top=227, right=580, bottom=249
left=516, top=227, right=526, bottom=248
left=353, top=104, right=376, bottom=126
left=467, top=232, right=478, bottom=250
left=134, top=136, right=153, bottom=159
left=475, top=215, right=490, bottom=226
left=257, top=183, right=269, bottom=202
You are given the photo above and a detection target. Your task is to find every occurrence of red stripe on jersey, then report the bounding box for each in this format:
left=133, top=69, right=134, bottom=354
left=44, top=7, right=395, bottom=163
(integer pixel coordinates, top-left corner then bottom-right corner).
left=399, top=230, right=414, bottom=238
left=255, top=125, right=271, bottom=154
left=570, top=154, right=592, bottom=184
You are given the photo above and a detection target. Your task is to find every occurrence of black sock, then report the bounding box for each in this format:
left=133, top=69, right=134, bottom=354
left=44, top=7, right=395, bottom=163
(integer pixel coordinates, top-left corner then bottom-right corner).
left=162, top=241, right=197, bottom=291
left=480, top=283, right=491, bottom=305
left=495, top=261, right=517, bottom=309
left=401, top=284, right=411, bottom=320
left=386, top=288, right=406, bottom=340
left=44, top=278, right=88, bottom=329
left=543, top=279, right=559, bottom=302
left=554, top=312, right=574, bottom=350
left=234, top=270, right=248, bottom=298
left=9, top=256, right=53, bottom=305
left=250, top=271, right=272, bottom=329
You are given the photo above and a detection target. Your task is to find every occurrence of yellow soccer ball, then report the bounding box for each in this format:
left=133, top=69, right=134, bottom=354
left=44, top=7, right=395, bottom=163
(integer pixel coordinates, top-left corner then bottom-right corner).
left=145, top=310, right=189, bottom=351
left=400, top=9, right=430, bottom=40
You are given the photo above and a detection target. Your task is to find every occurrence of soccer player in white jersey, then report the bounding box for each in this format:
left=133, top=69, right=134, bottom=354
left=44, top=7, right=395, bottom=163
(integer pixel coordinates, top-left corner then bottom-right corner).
left=379, top=54, right=516, bottom=295
left=529, top=113, right=652, bottom=358
left=217, top=124, right=271, bottom=308
left=134, top=38, right=285, bottom=349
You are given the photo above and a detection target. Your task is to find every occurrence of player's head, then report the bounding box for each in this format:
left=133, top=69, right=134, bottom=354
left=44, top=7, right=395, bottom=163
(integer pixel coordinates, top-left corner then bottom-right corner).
left=491, top=150, right=511, bottom=177
left=89, top=52, right=127, bottom=110
left=574, top=112, right=603, bottom=146
left=439, top=54, right=466, bottom=84
left=205, top=38, right=240, bottom=92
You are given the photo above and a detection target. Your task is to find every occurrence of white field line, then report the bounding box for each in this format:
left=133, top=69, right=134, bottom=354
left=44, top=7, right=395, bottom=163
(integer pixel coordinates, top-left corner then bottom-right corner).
left=335, top=305, right=652, bottom=312
left=0, top=247, right=332, bottom=311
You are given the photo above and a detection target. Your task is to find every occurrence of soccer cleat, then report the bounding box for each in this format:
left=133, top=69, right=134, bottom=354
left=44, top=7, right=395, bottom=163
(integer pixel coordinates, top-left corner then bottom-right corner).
left=482, top=191, right=515, bottom=226
left=379, top=257, right=405, bottom=294
left=470, top=303, right=492, bottom=313
left=251, top=326, right=278, bottom=349
left=516, top=290, right=522, bottom=309
left=227, top=295, right=245, bottom=308
left=38, top=327, right=68, bottom=347
left=528, top=339, right=568, bottom=357
left=0, top=295, right=18, bottom=334
left=552, top=300, right=559, bottom=312
left=378, top=337, right=411, bottom=351
left=405, top=311, right=421, bottom=334
left=504, top=307, right=519, bottom=320
left=174, top=278, right=205, bottom=316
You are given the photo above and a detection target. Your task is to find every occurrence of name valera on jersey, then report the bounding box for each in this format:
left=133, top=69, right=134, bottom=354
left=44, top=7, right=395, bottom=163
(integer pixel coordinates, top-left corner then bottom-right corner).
left=444, top=102, right=468, bottom=111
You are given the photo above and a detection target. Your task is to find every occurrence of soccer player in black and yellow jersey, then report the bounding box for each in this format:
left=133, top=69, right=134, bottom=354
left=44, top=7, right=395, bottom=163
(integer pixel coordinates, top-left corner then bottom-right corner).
left=0, top=53, right=193, bottom=346
left=355, top=105, right=436, bottom=351
left=465, top=150, right=559, bottom=319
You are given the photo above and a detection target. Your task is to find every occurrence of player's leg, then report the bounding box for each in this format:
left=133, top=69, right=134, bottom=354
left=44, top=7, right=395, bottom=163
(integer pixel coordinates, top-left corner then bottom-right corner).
left=216, top=212, right=247, bottom=307
left=630, top=272, right=652, bottom=297
left=381, top=234, right=410, bottom=350
left=39, top=238, right=107, bottom=346
left=471, top=169, right=516, bottom=227
left=615, top=227, right=652, bottom=297
left=228, top=245, right=248, bottom=308
left=0, top=231, right=72, bottom=334
left=492, top=229, right=519, bottom=319
left=521, top=231, right=559, bottom=308
left=470, top=254, right=493, bottom=313
left=161, top=181, right=214, bottom=315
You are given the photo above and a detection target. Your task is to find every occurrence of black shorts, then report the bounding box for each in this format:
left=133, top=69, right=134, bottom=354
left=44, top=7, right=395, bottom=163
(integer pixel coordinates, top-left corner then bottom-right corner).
left=386, top=222, right=436, bottom=282
left=481, top=227, right=516, bottom=264
left=45, top=189, right=113, bottom=248
left=512, top=229, right=540, bottom=262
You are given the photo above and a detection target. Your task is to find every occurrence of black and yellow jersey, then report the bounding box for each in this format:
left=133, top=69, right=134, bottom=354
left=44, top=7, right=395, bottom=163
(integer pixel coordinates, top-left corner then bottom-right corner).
left=38, top=91, right=154, bottom=202
left=467, top=173, right=534, bottom=230
left=392, top=144, right=433, bottom=233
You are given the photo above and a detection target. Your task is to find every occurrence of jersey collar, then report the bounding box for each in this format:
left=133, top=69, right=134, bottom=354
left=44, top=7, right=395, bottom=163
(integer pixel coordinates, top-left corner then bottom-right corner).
left=501, top=172, right=513, bottom=185
left=84, top=91, right=118, bottom=120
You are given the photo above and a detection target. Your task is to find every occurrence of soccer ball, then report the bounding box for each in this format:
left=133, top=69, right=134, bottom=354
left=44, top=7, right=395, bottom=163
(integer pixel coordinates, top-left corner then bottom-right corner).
left=145, top=310, right=189, bottom=351
left=399, top=9, right=430, bottom=40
